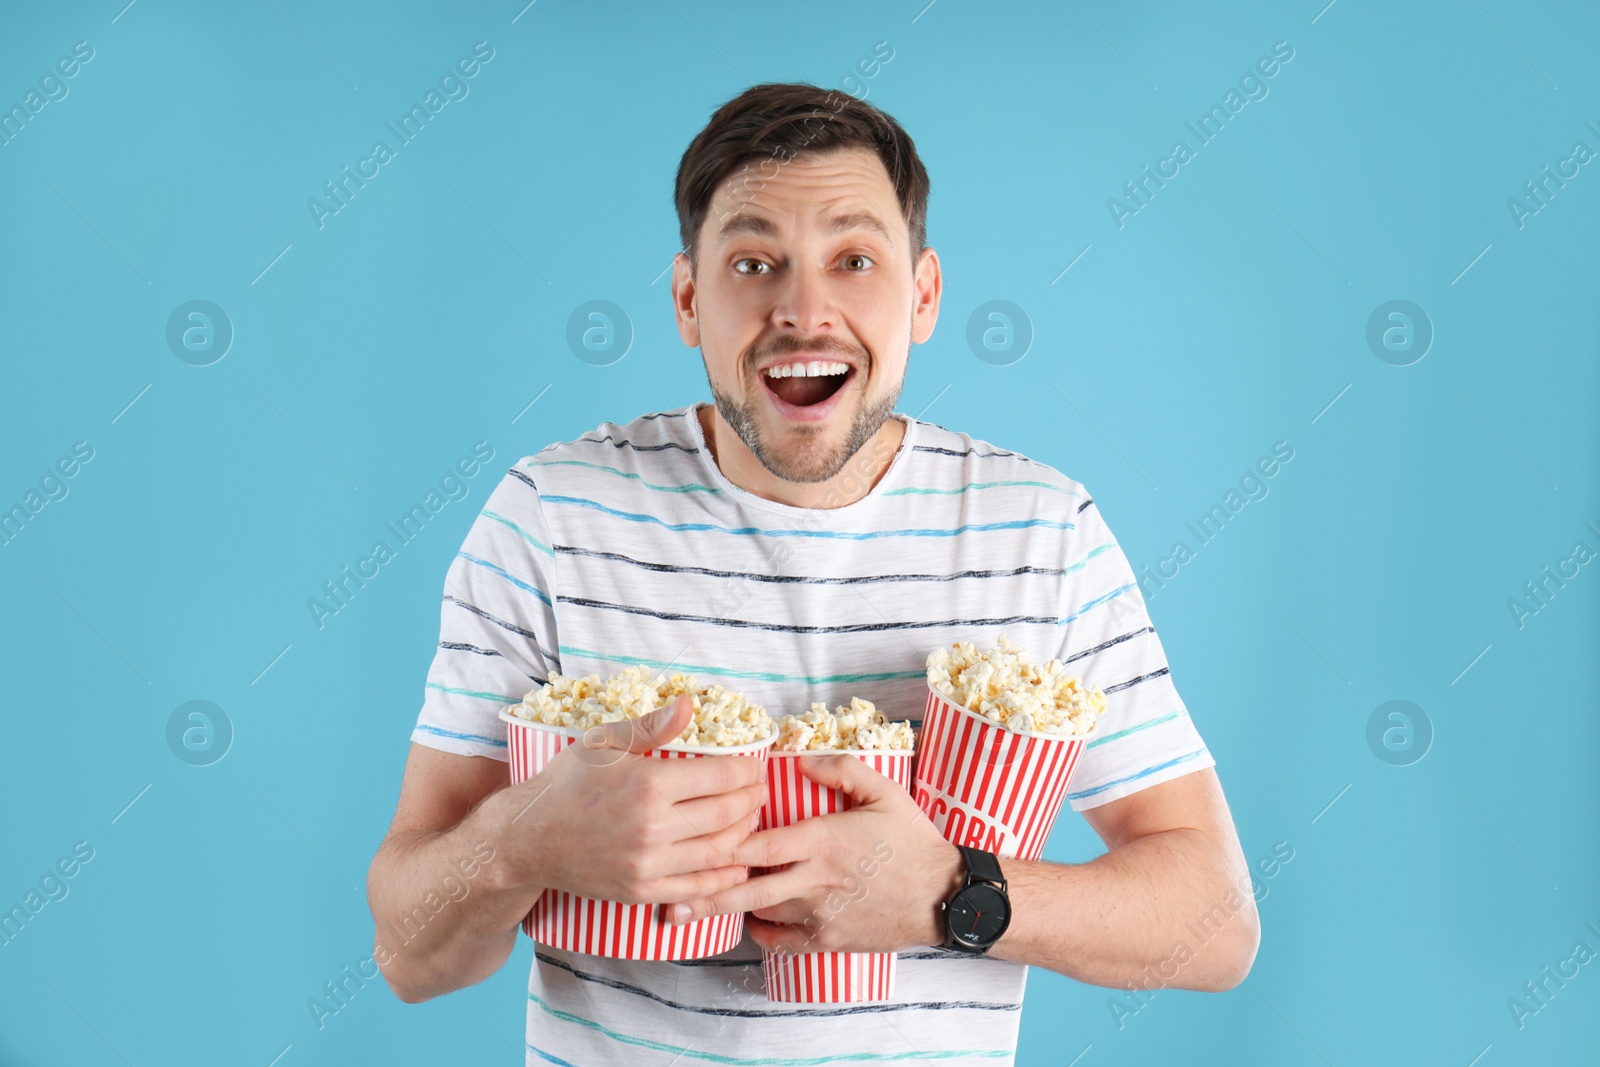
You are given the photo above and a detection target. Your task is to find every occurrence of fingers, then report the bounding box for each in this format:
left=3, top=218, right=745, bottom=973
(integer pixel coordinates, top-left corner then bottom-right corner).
left=654, top=807, right=757, bottom=878
left=749, top=899, right=817, bottom=924
left=595, top=693, right=694, bottom=754
left=650, top=746, right=768, bottom=803
left=745, top=915, right=821, bottom=958
left=798, top=753, right=895, bottom=809
left=650, top=863, right=751, bottom=906
left=670, top=862, right=815, bottom=926
left=665, top=782, right=765, bottom=845
left=729, top=821, right=813, bottom=869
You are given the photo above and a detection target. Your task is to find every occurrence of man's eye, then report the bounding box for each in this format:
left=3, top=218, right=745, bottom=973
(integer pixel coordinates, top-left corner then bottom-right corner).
left=842, top=254, right=874, bottom=271
left=733, top=259, right=771, bottom=275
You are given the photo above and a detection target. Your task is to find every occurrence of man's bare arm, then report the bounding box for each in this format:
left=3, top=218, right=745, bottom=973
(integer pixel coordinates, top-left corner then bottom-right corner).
left=367, top=697, right=766, bottom=1004
left=365, top=744, right=543, bottom=1003
left=666, top=753, right=1255, bottom=996
left=984, top=768, right=1259, bottom=993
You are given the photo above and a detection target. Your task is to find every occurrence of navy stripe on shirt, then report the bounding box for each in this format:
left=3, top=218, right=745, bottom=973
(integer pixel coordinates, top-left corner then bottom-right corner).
left=556, top=595, right=1070, bottom=635
left=534, top=952, right=1022, bottom=1019
left=576, top=434, right=702, bottom=454
left=555, top=544, right=1094, bottom=587
left=442, top=595, right=557, bottom=666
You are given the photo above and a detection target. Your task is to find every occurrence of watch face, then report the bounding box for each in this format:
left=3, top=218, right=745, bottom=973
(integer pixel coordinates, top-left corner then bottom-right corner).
left=947, top=883, right=1009, bottom=947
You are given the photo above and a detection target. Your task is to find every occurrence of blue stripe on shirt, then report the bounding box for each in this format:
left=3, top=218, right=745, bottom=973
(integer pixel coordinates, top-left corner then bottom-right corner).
left=527, top=1043, right=583, bottom=1066
left=530, top=457, right=724, bottom=493
left=481, top=508, right=556, bottom=557
left=1057, top=582, right=1136, bottom=625
left=413, top=722, right=509, bottom=748
left=549, top=540, right=1116, bottom=588
left=1085, top=710, right=1182, bottom=749
left=1066, top=748, right=1209, bottom=801
left=457, top=552, right=552, bottom=606
left=541, top=494, right=1073, bottom=540
left=882, top=479, right=1079, bottom=497
left=425, top=681, right=525, bottom=704
left=558, top=645, right=925, bottom=686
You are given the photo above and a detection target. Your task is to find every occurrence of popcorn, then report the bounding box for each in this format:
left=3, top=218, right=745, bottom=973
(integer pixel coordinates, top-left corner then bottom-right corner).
left=505, top=665, right=773, bottom=748
left=774, top=697, right=916, bottom=752
left=926, top=633, right=1107, bottom=737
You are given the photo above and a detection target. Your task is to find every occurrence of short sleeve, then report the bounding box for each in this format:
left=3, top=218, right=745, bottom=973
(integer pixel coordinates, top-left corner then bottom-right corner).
left=1054, top=491, right=1215, bottom=811
left=410, top=462, right=559, bottom=761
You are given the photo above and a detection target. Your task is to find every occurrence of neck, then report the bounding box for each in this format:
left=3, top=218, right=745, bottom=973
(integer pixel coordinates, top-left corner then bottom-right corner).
left=696, top=403, right=906, bottom=509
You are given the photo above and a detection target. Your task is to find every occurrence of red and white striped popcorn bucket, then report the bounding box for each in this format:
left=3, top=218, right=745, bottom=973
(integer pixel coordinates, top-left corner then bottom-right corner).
left=756, top=748, right=916, bottom=1002
left=912, top=683, right=1096, bottom=861
left=499, top=708, right=776, bottom=960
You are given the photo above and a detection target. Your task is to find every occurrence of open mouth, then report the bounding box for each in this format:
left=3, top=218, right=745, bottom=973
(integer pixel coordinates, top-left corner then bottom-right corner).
left=761, top=360, right=854, bottom=409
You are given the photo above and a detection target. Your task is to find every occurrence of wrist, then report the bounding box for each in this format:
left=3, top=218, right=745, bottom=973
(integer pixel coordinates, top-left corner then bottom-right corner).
left=474, top=781, right=548, bottom=900
left=924, top=841, right=967, bottom=947
left=937, top=846, right=1012, bottom=955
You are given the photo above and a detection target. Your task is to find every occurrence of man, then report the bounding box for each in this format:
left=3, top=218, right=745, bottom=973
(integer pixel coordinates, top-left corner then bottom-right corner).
left=367, top=82, right=1258, bottom=1065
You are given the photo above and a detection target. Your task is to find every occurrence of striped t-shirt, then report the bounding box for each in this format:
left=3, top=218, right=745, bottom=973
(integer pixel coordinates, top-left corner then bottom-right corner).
left=412, top=403, right=1214, bottom=1066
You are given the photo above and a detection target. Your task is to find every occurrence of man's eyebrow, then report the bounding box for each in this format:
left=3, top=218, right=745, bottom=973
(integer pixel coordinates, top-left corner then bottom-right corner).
left=715, top=210, right=895, bottom=244
left=717, top=212, right=777, bottom=241
left=827, top=211, right=894, bottom=244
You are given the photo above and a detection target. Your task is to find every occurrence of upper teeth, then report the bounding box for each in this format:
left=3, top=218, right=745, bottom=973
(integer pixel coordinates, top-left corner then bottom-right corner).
left=764, top=360, right=850, bottom=378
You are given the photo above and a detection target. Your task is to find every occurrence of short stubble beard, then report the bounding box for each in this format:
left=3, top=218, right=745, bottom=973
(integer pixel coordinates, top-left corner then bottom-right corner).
left=706, top=346, right=904, bottom=485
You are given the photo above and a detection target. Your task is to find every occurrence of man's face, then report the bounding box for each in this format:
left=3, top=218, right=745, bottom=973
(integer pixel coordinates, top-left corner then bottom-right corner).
left=672, top=146, right=939, bottom=484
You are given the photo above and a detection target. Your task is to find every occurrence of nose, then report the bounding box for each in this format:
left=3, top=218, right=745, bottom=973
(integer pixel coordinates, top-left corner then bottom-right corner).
left=771, top=260, right=836, bottom=337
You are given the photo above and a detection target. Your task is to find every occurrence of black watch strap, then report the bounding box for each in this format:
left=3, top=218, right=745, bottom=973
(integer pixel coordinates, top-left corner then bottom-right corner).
left=958, top=844, right=1005, bottom=889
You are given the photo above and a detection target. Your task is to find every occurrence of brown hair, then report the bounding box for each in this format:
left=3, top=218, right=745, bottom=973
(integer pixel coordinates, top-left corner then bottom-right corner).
left=673, top=82, right=930, bottom=270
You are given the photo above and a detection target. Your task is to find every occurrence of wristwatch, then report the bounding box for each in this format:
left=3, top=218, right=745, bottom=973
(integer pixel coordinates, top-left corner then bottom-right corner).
left=940, top=845, right=1011, bottom=954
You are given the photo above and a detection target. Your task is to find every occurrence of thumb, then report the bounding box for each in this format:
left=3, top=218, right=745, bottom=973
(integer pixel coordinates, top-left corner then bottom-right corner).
left=798, top=753, right=886, bottom=806
left=587, top=692, right=693, bottom=755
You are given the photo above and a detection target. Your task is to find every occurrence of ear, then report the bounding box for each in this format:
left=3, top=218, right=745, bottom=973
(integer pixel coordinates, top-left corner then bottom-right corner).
left=910, top=246, right=941, bottom=345
left=672, top=252, right=701, bottom=347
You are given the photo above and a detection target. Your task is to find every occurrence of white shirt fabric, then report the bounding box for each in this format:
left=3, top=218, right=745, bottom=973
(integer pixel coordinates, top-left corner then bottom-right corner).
left=411, top=403, right=1215, bottom=1066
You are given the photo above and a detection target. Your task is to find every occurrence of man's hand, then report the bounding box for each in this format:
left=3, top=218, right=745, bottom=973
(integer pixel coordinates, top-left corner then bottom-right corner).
left=497, top=693, right=767, bottom=906
left=369, top=693, right=767, bottom=1003
left=665, top=753, right=965, bottom=955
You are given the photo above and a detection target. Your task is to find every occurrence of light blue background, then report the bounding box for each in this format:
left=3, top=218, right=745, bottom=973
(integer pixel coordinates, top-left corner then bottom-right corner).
left=2, top=1, right=1596, bottom=1064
